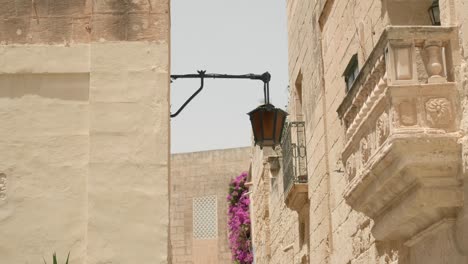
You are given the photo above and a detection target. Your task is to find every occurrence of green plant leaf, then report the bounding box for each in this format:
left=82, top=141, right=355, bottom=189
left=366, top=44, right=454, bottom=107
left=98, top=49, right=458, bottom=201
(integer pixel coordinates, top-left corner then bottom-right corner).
left=53, top=252, right=57, bottom=264
left=65, top=252, right=70, bottom=264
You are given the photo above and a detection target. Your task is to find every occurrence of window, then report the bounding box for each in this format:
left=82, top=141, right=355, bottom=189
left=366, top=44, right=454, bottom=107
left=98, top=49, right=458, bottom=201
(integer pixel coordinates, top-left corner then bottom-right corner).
left=387, top=0, right=437, bottom=26
left=319, top=0, right=336, bottom=31
left=193, top=195, right=218, bottom=239
left=344, top=54, right=359, bottom=92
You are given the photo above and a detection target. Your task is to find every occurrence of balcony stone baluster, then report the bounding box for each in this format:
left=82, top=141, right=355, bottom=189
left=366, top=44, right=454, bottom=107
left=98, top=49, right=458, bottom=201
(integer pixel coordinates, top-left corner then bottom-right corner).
left=424, top=40, right=447, bottom=83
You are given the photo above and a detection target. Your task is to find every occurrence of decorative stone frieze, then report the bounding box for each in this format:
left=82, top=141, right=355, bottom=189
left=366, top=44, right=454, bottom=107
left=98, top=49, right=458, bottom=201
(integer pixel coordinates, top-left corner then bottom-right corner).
left=425, top=97, right=453, bottom=127
left=376, top=112, right=389, bottom=145
left=360, top=136, right=371, bottom=164
left=346, top=154, right=357, bottom=181
left=396, top=100, right=417, bottom=126
left=338, top=26, right=463, bottom=241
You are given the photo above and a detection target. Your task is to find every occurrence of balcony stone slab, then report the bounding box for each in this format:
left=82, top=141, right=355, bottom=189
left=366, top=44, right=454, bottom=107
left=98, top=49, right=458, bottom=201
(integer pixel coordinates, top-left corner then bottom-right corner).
left=285, top=183, right=308, bottom=212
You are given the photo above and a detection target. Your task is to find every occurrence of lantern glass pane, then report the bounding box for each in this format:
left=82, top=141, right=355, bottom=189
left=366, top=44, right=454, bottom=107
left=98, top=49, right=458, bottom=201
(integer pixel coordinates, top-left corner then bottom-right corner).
left=250, top=110, right=263, bottom=142
left=275, top=111, right=286, bottom=143
left=262, top=110, right=275, bottom=140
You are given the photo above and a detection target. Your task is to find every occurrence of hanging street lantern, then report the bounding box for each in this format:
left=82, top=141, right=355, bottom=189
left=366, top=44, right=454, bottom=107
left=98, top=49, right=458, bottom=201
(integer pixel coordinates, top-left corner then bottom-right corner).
left=248, top=103, right=287, bottom=148
left=428, top=0, right=441, bottom=26
left=170, top=70, right=288, bottom=148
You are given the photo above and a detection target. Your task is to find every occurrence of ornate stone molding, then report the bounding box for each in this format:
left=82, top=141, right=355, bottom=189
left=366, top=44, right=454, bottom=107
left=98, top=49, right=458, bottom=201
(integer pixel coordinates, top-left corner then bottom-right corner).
left=425, top=97, right=453, bottom=127
left=338, top=26, right=459, bottom=135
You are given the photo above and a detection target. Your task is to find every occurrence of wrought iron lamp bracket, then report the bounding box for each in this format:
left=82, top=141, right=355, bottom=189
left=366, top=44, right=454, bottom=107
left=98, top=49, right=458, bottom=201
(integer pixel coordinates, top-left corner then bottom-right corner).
left=170, top=70, right=271, bottom=118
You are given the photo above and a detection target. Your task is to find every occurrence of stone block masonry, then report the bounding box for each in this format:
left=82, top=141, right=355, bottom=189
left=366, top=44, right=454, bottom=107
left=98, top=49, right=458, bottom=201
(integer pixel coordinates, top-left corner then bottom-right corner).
left=0, top=1, right=170, bottom=263
left=170, top=147, right=251, bottom=264
left=0, top=0, right=169, bottom=44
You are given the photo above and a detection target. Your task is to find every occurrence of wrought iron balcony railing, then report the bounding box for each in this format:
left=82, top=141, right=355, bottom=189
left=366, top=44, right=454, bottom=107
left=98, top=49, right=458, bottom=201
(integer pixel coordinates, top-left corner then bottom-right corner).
left=281, top=121, right=307, bottom=196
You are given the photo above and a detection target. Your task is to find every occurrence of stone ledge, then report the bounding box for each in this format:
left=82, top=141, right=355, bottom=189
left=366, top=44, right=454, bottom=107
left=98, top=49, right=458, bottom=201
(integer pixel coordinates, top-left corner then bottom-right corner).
left=285, top=183, right=308, bottom=211
left=404, top=218, right=456, bottom=247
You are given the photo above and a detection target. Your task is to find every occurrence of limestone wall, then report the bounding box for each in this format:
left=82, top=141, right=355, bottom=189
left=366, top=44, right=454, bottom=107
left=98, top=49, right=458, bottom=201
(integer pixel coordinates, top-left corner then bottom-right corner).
left=0, top=1, right=170, bottom=263
left=285, top=1, right=389, bottom=263
left=170, top=147, right=251, bottom=264
left=0, top=0, right=169, bottom=44
left=249, top=147, right=305, bottom=264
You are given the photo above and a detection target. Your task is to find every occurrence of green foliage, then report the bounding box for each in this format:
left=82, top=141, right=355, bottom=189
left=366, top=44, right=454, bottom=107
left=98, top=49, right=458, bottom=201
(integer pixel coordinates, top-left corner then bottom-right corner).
left=43, top=252, right=70, bottom=264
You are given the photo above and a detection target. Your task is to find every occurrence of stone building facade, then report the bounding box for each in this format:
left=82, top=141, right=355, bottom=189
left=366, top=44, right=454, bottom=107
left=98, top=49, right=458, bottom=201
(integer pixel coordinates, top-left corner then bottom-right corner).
left=250, top=0, right=468, bottom=263
left=0, top=1, right=170, bottom=263
left=170, top=147, right=251, bottom=264
left=250, top=146, right=309, bottom=264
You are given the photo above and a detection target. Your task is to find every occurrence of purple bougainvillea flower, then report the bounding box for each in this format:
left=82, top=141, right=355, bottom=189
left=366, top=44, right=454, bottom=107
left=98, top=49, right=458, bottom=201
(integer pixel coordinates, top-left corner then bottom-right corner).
left=227, top=172, right=253, bottom=264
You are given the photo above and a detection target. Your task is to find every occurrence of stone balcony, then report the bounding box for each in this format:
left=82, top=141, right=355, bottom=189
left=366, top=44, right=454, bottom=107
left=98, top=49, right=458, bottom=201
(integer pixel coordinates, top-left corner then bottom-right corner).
left=281, top=121, right=308, bottom=211
left=337, top=26, right=463, bottom=241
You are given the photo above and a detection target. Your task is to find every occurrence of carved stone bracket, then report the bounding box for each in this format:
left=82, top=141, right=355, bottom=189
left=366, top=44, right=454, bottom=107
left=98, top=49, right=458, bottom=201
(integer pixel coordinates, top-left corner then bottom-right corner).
left=284, top=183, right=308, bottom=212
left=344, top=134, right=462, bottom=241
left=341, top=82, right=461, bottom=242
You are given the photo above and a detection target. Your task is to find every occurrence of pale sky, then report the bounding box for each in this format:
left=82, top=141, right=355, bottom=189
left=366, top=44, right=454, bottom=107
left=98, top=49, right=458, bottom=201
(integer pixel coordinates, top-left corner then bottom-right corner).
left=170, top=0, right=289, bottom=153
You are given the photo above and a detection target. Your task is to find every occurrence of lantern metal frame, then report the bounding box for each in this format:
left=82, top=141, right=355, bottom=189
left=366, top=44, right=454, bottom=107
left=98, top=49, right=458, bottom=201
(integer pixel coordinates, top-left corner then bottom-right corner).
left=428, top=0, right=441, bottom=26
left=170, top=70, right=287, bottom=148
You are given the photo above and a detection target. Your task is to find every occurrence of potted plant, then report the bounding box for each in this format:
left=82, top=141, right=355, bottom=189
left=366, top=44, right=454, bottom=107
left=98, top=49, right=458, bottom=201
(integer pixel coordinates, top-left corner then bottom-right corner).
left=43, top=252, right=70, bottom=264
